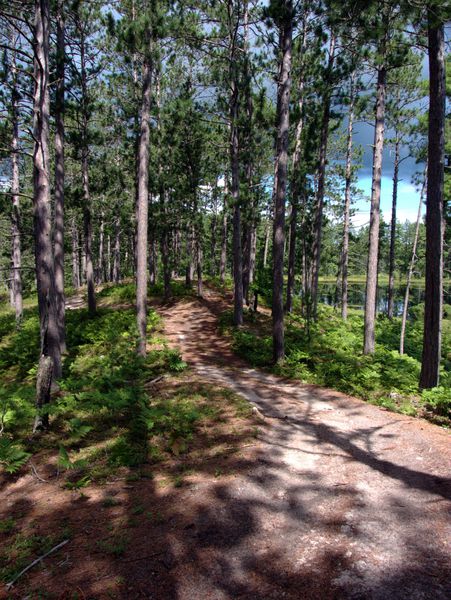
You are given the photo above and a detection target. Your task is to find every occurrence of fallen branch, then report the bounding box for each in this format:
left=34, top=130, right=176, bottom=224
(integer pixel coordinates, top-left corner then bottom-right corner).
left=145, top=375, right=165, bottom=386
left=6, top=539, right=69, bottom=590
left=29, top=462, right=50, bottom=483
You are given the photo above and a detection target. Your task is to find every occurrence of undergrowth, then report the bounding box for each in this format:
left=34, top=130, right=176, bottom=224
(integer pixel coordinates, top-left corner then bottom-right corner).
left=0, top=296, right=190, bottom=475
left=222, top=302, right=450, bottom=425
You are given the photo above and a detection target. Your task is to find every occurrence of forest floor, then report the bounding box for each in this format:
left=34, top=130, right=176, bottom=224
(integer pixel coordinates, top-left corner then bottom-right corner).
left=1, top=286, right=450, bottom=599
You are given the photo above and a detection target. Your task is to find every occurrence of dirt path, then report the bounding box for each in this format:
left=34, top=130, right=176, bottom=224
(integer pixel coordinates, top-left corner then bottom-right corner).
left=159, top=289, right=451, bottom=599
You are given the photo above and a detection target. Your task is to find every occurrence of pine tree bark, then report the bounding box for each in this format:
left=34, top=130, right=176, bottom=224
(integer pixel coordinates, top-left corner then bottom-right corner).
left=32, top=0, right=61, bottom=386
left=97, top=210, right=104, bottom=283
left=196, top=235, right=203, bottom=298
left=185, top=226, right=194, bottom=287
left=219, top=179, right=228, bottom=283
left=80, top=25, right=95, bottom=315
left=113, top=215, right=121, bottom=283
left=363, top=63, right=386, bottom=355
left=286, top=66, right=306, bottom=312
left=82, top=155, right=96, bottom=315
left=106, top=233, right=111, bottom=282
left=420, top=18, right=445, bottom=388
left=136, top=55, right=152, bottom=356
left=311, top=33, right=335, bottom=320
left=387, top=135, right=400, bottom=319
left=263, top=218, right=270, bottom=268
left=272, top=1, right=292, bottom=363
left=10, top=32, right=22, bottom=323
left=53, top=0, right=65, bottom=351
left=230, top=77, right=243, bottom=324
left=341, top=74, right=355, bottom=320
left=71, top=217, right=80, bottom=288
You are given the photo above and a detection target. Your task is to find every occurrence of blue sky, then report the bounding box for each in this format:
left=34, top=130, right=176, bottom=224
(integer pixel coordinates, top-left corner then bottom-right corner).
left=353, top=172, right=424, bottom=229
left=350, top=118, right=426, bottom=228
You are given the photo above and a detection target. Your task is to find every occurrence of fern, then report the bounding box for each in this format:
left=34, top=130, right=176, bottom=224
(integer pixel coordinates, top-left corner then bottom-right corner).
left=0, top=438, right=31, bottom=474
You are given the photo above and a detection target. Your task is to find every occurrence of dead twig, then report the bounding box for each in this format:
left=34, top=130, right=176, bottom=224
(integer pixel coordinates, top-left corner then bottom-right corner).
left=144, top=375, right=165, bottom=387
left=30, top=461, right=50, bottom=483
left=6, top=539, right=69, bottom=590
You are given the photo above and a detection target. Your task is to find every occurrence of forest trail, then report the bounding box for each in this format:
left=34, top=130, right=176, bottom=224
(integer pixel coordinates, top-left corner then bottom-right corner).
left=158, top=287, right=451, bottom=599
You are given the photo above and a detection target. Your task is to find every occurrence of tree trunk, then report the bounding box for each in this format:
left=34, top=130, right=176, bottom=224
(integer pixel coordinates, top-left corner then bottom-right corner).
left=272, top=2, right=292, bottom=363
left=311, top=33, right=335, bottom=320
left=363, top=63, right=386, bottom=355
left=185, top=225, right=194, bottom=287
left=387, top=136, right=400, bottom=319
left=161, top=195, right=171, bottom=300
left=230, top=74, right=243, bottom=325
left=420, top=19, right=445, bottom=388
left=82, top=155, right=96, bottom=315
left=210, top=202, right=218, bottom=277
left=285, top=203, right=297, bottom=313
left=149, top=233, right=157, bottom=285
left=97, top=211, right=104, bottom=283
left=400, top=176, right=425, bottom=355
left=196, top=236, right=203, bottom=298
left=219, top=180, right=228, bottom=283
left=33, top=355, right=53, bottom=432
left=53, top=0, right=65, bottom=352
left=106, top=233, right=111, bottom=282
left=32, top=0, right=61, bottom=386
left=136, top=55, right=152, bottom=356
left=341, top=74, right=355, bottom=320
left=71, top=217, right=80, bottom=288
left=263, top=218, right=270, bottom=268
left=113, top=215, right=121, bottom=283
left=80, top=26, right=95, bottom=315
left=249, top=224, right=257, bottom=288
left=10, top=33, right=22, bottom=324
left=285, top=14, right=307, bottom=315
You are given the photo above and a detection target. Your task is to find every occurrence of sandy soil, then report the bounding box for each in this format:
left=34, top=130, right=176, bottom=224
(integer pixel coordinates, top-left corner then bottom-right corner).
left=1, top=288, right=450, bottom=599
left=158, top=289, right=451, bottom=600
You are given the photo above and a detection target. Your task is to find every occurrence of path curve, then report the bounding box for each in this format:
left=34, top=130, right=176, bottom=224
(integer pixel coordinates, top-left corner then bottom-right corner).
left=158, top=289, right=451, bottom=600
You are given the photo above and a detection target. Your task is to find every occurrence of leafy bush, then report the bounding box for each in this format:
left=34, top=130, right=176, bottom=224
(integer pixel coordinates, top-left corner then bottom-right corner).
left=421, top=387, right=451, bottom=417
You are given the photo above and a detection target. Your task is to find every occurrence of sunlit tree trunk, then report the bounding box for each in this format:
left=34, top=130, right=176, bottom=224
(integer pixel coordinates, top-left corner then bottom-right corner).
left=32, top=0, right=61, bottom=430
left=272, top=1, right=292, bottom=363
left=363, top=62, right=386, bottom=355
left=10, top=30, right=22, bottom=323
left=387, top=135, right=400, bottom=319
left=311, top=33, right=335, bottom=320
left=136, top=53, right=152, bottom=356
left=219, top=181, right=228, bottom=283
left=54, top=0, right=65, bottom=351
left=341, top=74, right=355, bottom=320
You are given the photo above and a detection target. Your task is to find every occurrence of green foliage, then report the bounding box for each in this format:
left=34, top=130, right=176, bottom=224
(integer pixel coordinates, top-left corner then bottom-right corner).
left=421, top=387, right=451, bottom=417
left=227, top=304, right=450, bottom=422
left=63, top=475, right=92, bottom=491
left=0, top=518, right=15, bottom=534
left=0, top=291, right=191, bottom=478
left=0, top=438, right=31, bottom=474
left=96, top=535, right=128, bottom=557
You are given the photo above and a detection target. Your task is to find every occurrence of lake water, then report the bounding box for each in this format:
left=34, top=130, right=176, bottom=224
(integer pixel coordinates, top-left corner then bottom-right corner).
left=317, top=281, right=451, bottom=317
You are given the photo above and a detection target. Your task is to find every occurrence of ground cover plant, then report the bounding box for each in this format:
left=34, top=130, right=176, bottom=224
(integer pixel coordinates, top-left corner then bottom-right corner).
left=221, top=300, right=451, bottom=425
left=0, top=288, right=259, bottom=591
